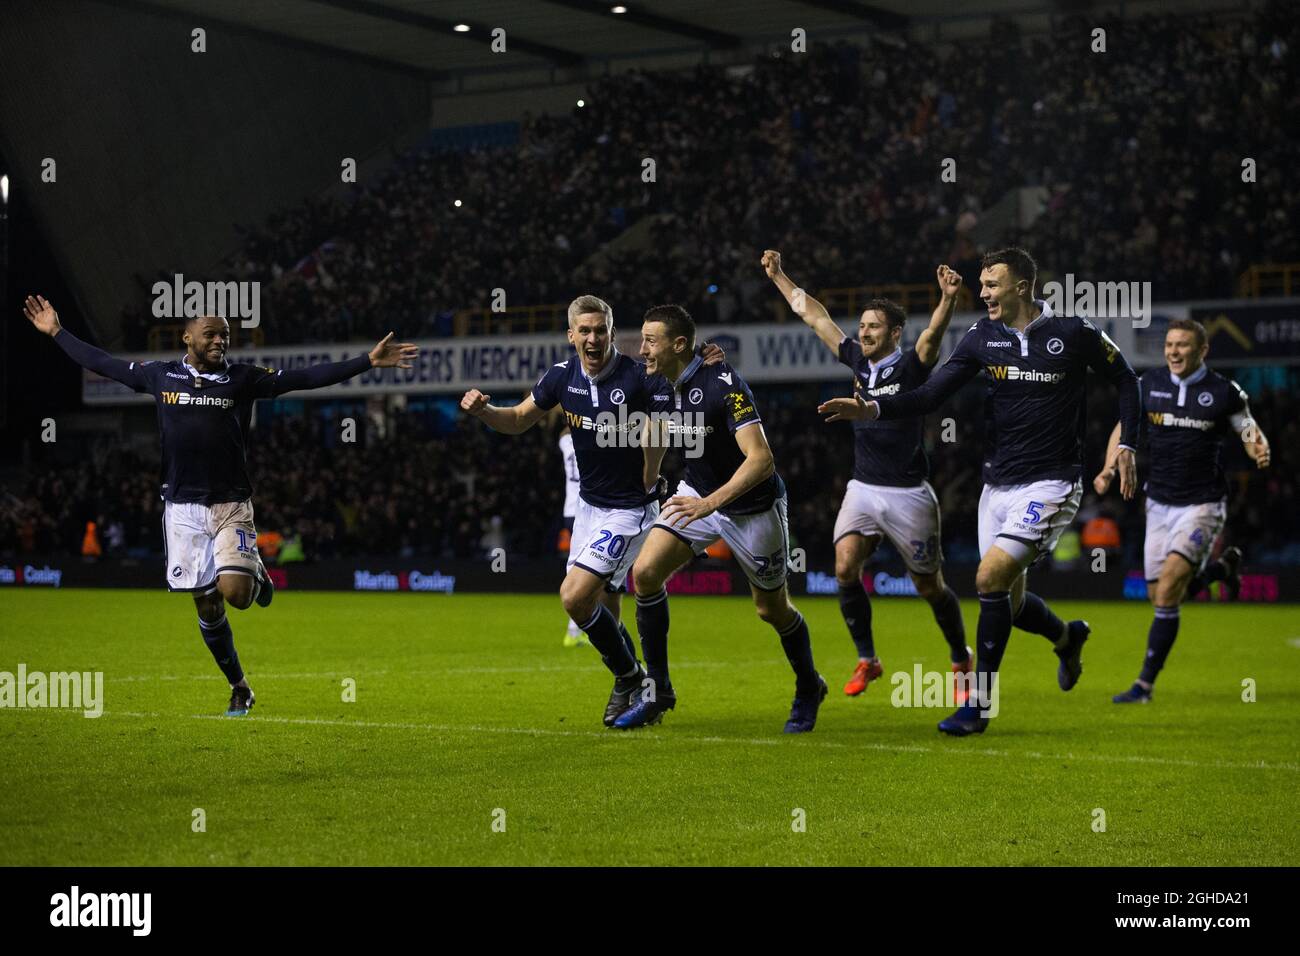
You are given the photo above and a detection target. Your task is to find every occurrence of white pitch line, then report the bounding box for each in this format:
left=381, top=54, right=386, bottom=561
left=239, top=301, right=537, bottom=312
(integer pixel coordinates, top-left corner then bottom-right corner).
left=106, top=660, right=755, bottom=683
left=31, top=708, right=1299, bottom=774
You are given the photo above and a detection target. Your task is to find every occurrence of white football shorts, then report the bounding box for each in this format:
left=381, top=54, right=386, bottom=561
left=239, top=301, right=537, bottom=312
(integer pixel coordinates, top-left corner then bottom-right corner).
left=1143, top=497, right=1226, bottom=581
left=833, top=479, right=943, bottom=575
left=977, top=478, right=1082, bottom=566
left=569, top=497, right=659, bottom=592
left=163, top=498, right=260, bottom=592
left=655, top=480, right=790, bottom=591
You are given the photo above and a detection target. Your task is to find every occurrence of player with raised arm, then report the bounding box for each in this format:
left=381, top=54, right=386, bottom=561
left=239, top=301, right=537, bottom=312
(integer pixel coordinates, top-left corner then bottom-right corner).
left=1093, top=318, right=1269, bottom=703
left=461, top=295, right=720, bottom=727
left=819, top=248, right=1142, bottom=736
left=616, top=304, right=826, bottom=734
left=763, top=250, right=971, bottom=701
left=23, top=294, right=417, bottom=717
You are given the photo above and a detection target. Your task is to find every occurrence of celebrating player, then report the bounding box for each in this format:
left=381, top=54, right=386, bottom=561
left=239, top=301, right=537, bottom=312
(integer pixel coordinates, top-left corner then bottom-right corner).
left=23, top=294, right=418, bottom=716
left=461, top=295, right=720, bottom=726
left=1094, top=318, right=1270, bottom=703
left=616, top=304, right=826, bottom=734
left=763, top=250, right=970, bottom=700
left=819, top=248, right=1141, bottom=735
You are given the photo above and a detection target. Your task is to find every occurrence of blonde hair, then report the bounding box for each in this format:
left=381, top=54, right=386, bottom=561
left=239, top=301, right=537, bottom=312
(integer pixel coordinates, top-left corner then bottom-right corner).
left=568, top=294, right=613, bottom=328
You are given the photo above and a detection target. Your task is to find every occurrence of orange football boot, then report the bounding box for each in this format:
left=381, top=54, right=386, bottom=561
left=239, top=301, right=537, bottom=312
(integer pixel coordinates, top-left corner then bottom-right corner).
left=844, top=658, right=883, bottom=696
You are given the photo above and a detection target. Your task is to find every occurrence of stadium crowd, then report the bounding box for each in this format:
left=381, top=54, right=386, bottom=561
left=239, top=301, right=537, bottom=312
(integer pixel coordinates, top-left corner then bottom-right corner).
left=4, top=379, right=1297, bottom=570
left=118, top=5, right=1299, bottom=349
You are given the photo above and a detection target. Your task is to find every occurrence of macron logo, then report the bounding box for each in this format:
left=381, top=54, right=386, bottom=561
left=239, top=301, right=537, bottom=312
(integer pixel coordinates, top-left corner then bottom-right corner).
left=50, top=886, right=151, bottom=936
left=985, top=341, right=1014, bottom=348
left=718, top=372, right=733, bottom=385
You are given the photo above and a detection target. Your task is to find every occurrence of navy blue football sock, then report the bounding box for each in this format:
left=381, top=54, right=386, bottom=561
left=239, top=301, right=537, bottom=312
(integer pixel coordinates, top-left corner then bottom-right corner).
left=1014, top=591, right=1067, bottom=647
left=616, top=620, right=639, bottom=663
left=975, top=591, right=1013, bottom=709
left=1186, top=560, right=1225, bottom=599
left=635, top=589, right=671, bottom=691
left=199, top=612, right=244, bottom=685
left=930, top=586, right=968, bottom=663
left=581, top=604, right=639, bottom=677
left=777, top=611, right=820, bottom=696
left=837, top=581, right=874, bottom=659
left=1138, top=606, right=1180, bottom=685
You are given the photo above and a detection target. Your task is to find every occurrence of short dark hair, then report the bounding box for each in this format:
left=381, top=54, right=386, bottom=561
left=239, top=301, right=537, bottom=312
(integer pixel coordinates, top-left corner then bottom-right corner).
left=862, top=297, right=907, bottom=334
left=981, top=246, right=1038, bottom=291
left=1166, top=317, right=1207, bottom=349
left=642, top=304, right=696, bottom=351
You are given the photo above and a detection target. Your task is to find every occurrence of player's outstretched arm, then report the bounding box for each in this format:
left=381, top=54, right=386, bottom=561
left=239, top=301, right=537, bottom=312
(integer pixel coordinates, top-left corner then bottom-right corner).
left=272, top=332, right=417, bottom=395
left=914, top=265, right=963, bottom=367
left=835, top=331, right=984, bottom=424
left=460, top=389, right=547, bottom=435
left=761, top=250, right=842, bottom=355
left=659, top=423, right=775, bottom=529
left=24, top=295, right=148, bottom=390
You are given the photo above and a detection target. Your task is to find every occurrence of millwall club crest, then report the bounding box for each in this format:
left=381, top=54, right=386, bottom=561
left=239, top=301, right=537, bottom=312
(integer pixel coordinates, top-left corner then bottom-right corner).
left=610, top=388, right=626, bottom=405
left=1047, top=337, right=1065, bottom=355
left=1198, top=391, right=1213, bottom=407
left=881, top=366, right=894, bottom=381
left=689, top=388, right=703, bottom=405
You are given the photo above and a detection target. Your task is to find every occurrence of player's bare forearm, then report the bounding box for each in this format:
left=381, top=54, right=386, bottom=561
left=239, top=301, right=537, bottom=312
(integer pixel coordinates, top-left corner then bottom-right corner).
left=1244, top=426, right=1271, bottom=468
left=459, top=389, right=544, bottom=434
left=1093, top=422, right=1124, bottom=494
left=1104, top=422, right=1122, bottom=469
left=702, top=450, right=774, bottom=513
left=915, top=287, right=959, bottom=366
left=477, top=404, right=532, bottom=435
left=642, top=441, right=667, bottom=491
left=762, top=252, right=841, bottom=353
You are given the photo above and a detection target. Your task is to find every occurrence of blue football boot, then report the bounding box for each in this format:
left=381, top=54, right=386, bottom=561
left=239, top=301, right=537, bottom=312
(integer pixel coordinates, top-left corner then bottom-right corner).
left=1055, top=620, right=1090, bottom=691
left=1112, top=682, right=1153, bottom=704
left=783, top=675, right=829, bottom=733
left=612, top=688, right=676, bottom=729
left=938, top=703, right=989, bottom=737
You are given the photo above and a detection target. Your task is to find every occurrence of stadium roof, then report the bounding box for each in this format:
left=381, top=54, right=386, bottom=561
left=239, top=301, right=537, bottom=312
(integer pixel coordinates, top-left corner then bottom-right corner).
left=99, top=0, right=1056, bottom=79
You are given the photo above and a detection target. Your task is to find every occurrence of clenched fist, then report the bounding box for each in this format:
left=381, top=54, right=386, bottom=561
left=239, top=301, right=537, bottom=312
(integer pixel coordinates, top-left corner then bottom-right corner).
left=460, top=389, right=490, bottom=416
left=761, top=249, right=783, bottom=280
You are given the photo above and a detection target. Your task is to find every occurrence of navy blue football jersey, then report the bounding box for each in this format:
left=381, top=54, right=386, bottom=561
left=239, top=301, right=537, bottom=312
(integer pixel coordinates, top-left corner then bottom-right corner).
left=838, top=341, right=930, bottom=487
left=531, top=351, right=658, bottom=509
left=124, top=359, right=309, bottom=504
left=54, top=329, right=372, bottom=505
left=1140, top=366, right=1247, bottom=506
left=873, top=303, right=1141, bottom=486
left=650, top=359, right=785, bottom=516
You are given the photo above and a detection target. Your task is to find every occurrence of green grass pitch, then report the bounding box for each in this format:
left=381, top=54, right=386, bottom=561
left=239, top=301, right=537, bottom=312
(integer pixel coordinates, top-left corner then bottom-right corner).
left=1, top=588, right=1296, bottom=866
